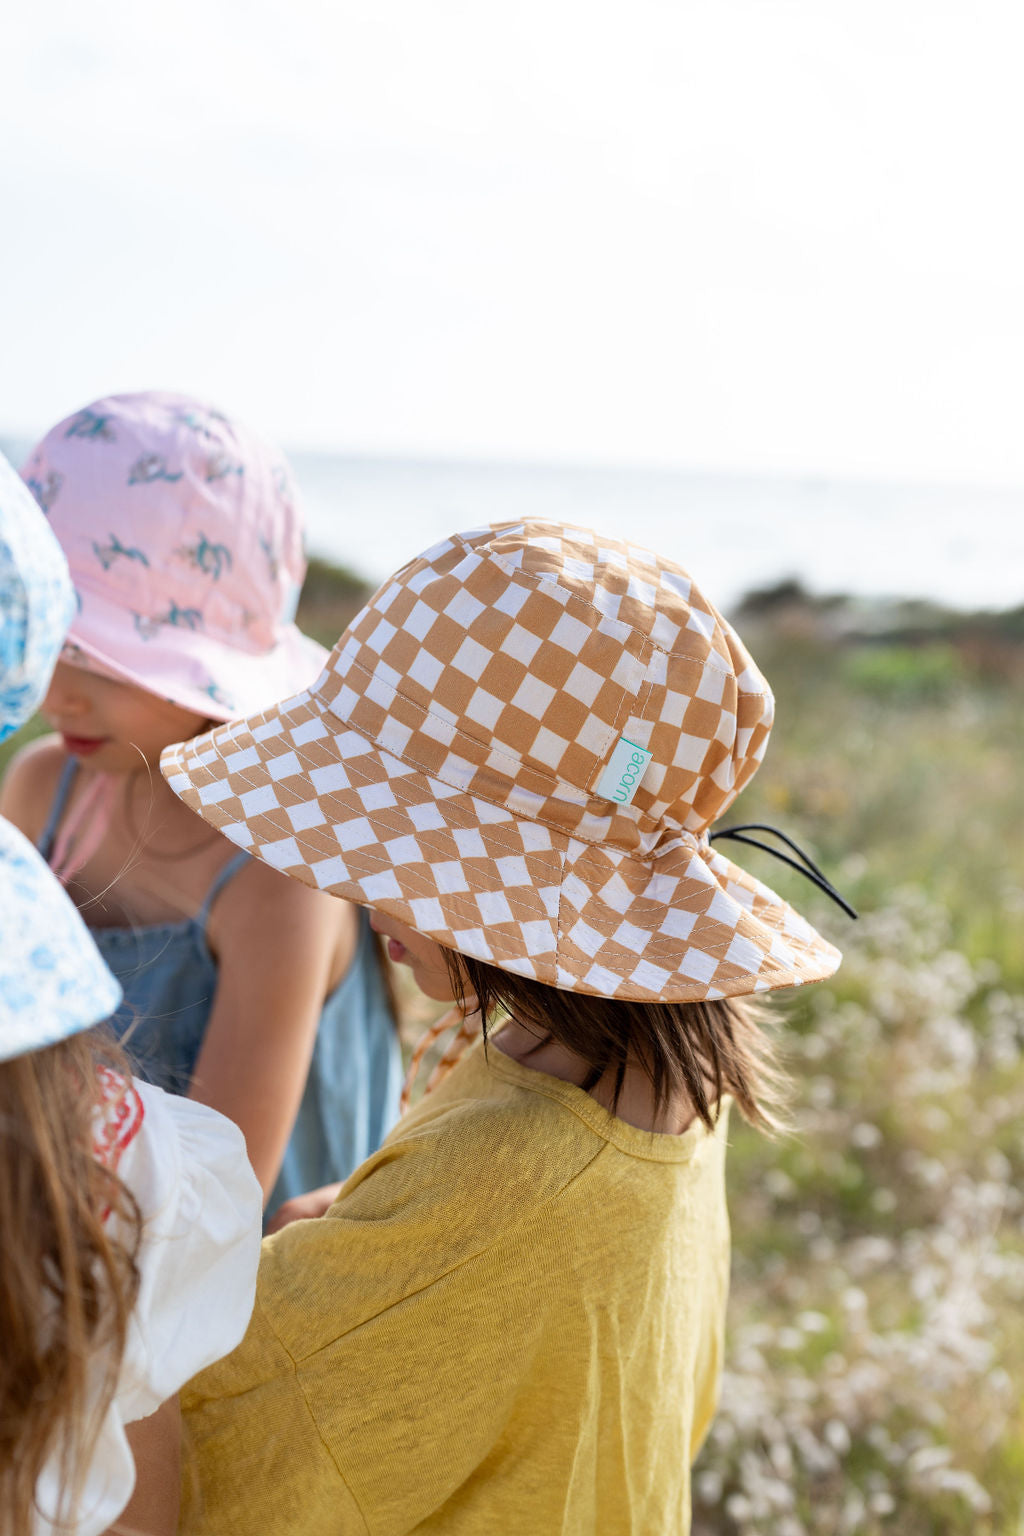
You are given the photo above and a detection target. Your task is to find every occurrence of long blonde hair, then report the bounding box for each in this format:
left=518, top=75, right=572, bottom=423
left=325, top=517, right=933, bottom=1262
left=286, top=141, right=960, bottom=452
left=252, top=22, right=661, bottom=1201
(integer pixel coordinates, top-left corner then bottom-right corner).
left=0, top=1031, right=142, bottom=1534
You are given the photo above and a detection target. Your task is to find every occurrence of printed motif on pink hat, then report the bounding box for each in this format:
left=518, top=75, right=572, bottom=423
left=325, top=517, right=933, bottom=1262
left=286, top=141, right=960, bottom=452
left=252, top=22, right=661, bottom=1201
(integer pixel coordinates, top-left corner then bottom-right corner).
left=21, top=392, right=325, bottom=720
left=163, top=522, right=841, bottom=1003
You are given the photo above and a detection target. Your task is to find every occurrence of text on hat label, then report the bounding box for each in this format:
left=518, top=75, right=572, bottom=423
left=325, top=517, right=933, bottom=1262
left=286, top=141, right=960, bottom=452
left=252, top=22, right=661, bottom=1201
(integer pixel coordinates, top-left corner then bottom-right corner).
left=595, top=736, right=653, bottom=806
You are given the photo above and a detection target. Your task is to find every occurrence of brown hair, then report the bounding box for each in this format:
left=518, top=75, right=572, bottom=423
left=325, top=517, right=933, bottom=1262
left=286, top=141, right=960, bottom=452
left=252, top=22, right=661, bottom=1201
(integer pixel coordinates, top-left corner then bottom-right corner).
left=444, top=952, right=786, bottom=1132
left=0, top=1031, right=142, bottom=1534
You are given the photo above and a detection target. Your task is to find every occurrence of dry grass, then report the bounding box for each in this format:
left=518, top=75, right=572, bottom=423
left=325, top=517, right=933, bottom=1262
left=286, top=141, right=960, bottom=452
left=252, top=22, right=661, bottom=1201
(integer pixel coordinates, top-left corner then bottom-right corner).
left=692, top=631, right=1024, bottom=1535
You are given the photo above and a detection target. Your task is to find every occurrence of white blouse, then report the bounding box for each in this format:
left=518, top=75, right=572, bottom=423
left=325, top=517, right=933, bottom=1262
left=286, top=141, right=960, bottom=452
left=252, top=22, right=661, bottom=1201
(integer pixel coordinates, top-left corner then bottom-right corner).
left=34, top=1079, right=262, bottom=1536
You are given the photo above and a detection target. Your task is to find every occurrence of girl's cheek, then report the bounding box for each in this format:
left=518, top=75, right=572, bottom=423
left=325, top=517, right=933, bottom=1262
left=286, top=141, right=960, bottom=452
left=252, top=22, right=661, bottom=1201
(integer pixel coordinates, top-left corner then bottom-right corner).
left=415, top=955, right=458, bottom=1002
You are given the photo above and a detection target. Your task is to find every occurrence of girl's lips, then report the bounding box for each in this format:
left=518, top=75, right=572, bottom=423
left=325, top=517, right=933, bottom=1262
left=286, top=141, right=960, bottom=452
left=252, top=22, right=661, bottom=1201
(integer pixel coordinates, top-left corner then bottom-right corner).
left=369, top=914, right=408, bottom=963
left=61, top=733, right=109, bottom=757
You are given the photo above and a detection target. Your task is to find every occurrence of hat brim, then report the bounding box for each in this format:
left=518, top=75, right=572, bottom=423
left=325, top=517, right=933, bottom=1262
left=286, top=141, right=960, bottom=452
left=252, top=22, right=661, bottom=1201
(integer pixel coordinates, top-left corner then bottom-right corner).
left=66, top=583, right=327, bottom=721
left=0, top=819, right=122, bottom=1061
left=162, top=684, right=841, bottom=1003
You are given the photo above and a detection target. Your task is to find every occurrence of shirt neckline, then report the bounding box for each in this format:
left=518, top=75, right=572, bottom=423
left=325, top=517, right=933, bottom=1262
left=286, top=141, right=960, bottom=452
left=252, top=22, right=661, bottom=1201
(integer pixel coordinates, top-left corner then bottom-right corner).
left=478, top=1038, right=730, bottom=1164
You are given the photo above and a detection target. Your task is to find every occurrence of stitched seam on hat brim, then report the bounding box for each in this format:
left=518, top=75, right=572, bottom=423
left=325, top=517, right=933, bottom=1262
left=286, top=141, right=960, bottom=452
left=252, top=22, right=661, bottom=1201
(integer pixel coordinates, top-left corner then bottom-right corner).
left=176, top=718, right=836, bottom=972
left=181, top=769, right=829, bottom=994
left=195, top=718, right=738, bottom=950
left=323, top=654, right=604, bottom=811
left=300, top=669, right=709, bottom=866
left=61, top=635, right=237, bottom=719
left=177, top=732, right=561, bottom=955
left=176, top=714, right=829, bottom=966
left=64, top=623, right=323, bottom=721
left=474, top=531, right=766, bottom=680
left=68, top=598, right=305, bottom=666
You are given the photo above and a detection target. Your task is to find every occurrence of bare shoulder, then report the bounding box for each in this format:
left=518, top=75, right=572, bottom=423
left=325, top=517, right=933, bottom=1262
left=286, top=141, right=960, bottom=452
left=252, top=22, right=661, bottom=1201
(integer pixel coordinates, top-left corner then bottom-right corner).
left=0, top=734, right=69, bottom=841
left=208, top=851, right=358, bottom=966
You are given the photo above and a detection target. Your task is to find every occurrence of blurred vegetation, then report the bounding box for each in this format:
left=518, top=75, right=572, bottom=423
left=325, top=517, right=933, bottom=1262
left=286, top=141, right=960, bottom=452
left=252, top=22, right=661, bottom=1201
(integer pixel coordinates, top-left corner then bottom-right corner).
left=295, top=554, right=373, bottom=648
left=689, top=581, right=1024, bottom=1536
left=4, top=560, right=1022, bottom=1532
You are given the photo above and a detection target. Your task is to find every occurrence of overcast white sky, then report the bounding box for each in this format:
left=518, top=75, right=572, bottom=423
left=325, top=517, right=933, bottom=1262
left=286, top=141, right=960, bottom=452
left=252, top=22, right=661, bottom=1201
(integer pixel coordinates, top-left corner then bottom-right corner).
left=2, top=1, right=1022, bottom=485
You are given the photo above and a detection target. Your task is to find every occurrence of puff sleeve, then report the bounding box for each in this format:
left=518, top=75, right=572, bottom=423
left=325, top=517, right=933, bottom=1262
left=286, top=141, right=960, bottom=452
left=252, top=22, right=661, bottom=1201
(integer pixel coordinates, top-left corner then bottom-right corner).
left=34, top=1081, right=261, bottom=1536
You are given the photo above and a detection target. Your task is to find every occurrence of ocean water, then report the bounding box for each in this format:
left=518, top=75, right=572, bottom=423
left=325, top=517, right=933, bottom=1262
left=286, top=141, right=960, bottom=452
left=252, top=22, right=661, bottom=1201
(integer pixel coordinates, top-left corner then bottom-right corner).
left=3, top=430, right=1021, bottom=612
left=292, top=455, right=1024, bottom=613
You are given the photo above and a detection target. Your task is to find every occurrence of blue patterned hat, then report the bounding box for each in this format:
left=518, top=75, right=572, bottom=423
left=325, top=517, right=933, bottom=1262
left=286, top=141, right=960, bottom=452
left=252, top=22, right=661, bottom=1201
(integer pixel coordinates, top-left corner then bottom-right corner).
left=0, top=451, right=76, bottom=741
left=0, top=817, right=122, bottom=1061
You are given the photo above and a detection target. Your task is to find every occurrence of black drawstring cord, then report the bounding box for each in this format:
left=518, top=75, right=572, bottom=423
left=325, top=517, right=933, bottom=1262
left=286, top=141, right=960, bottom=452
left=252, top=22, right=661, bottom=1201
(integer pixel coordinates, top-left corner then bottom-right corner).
left=708, top=822, right=859, bottom=920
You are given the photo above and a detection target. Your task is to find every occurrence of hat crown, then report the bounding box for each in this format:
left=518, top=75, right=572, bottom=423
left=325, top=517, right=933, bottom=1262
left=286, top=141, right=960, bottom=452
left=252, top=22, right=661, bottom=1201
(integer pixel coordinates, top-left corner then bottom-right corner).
left=164, top=519, right=839, bottom=1004
left=320, top=523, right=774, bottom=849
left=0, top=819, right=121, bottom=1061
left=22, top=392, right=306, bottom=656
left=0, top=453, right=76, bottom=741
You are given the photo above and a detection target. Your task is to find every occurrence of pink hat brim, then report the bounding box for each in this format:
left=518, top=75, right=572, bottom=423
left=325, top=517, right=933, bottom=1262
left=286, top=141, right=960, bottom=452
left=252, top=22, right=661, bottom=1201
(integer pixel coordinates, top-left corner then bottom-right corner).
left=65, top=582, right=327, bottom=722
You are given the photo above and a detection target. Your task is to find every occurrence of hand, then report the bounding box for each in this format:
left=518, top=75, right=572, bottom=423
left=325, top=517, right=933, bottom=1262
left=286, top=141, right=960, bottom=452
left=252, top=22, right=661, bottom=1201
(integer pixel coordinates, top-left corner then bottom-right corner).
left=264, top=1181, right=344, bottom=1234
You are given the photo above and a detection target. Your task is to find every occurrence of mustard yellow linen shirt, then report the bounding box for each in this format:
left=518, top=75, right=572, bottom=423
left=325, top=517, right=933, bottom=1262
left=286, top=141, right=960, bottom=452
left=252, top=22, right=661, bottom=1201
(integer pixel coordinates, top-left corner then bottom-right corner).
left=181, top=1039, right=731, bottom=1536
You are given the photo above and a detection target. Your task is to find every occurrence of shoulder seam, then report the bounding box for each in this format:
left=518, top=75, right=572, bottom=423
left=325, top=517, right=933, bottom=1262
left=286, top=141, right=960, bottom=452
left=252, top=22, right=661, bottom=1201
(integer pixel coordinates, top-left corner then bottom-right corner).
left=273, top=1141, right=608, bottom=1518
left=288, top=1137, right=609, bottom=1366
left=250, top=1288, right=373, bottom=1535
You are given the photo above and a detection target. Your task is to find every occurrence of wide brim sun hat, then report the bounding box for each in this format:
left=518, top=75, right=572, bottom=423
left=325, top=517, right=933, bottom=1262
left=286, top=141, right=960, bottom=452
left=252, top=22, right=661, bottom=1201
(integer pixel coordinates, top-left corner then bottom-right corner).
left=21, top=392, right=326, bottom=722
left=0, top=816, right=122, bottom=1061
left=162, top=522, right=842, bottom=1003
left=0, top=450, right=76, bottom=741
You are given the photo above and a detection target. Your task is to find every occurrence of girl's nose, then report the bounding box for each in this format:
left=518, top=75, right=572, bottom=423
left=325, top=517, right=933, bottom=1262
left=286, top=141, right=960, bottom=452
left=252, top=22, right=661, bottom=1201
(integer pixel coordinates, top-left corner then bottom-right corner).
left=44, top=663, right=90, bottom=718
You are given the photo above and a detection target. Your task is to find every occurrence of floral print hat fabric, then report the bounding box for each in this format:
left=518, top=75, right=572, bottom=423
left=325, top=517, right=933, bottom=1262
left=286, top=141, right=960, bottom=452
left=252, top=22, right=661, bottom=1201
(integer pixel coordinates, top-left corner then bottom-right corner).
left=163, top=522, right=841, bottom=1002
left=0, top=455, right=121, bottom=1055
left=0, top=450, right=76, bottom=742
left=21, top=391, right=327, bottom=721
left=0, top=817, right=122, bottom=1061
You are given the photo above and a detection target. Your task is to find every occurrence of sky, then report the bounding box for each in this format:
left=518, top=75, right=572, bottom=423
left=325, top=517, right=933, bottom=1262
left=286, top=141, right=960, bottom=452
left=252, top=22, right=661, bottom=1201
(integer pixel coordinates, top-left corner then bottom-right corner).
left=2, top=1, right=1022, bottom=488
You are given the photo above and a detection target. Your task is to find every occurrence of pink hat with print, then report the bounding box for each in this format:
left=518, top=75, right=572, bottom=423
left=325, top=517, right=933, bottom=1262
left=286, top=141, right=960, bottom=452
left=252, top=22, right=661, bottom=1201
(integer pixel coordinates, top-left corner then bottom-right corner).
left=20, top=391, right=327, bottom=720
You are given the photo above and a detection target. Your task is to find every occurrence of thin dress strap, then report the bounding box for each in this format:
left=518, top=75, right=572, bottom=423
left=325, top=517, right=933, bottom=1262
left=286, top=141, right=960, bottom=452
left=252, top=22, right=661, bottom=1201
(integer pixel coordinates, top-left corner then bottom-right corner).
left=196, top=848, right=251, bottom=931
left=50, top=773, right=119, bottom=886
left=37, top=755, right=78, bottom=861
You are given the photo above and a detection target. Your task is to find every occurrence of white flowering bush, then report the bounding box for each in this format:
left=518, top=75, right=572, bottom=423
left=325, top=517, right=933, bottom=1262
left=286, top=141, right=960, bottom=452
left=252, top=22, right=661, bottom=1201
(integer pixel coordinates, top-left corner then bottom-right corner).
left=688, top=622, right=1024, bottom=1533
left=692, top=885, right=1024, bottom=1535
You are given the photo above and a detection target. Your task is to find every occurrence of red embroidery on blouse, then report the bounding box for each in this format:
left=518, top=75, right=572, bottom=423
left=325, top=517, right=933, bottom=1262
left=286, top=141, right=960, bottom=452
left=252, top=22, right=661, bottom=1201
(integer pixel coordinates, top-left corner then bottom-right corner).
left=92, top=1067, right=145, bottom=1174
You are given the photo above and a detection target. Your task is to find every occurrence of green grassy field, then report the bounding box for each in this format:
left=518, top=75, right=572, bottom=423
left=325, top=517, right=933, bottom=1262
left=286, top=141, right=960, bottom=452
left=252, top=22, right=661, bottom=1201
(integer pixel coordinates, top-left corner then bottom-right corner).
left=689, top=606, right=1024, bottom=1536
left=4, top=571, right=1021, bottom=1533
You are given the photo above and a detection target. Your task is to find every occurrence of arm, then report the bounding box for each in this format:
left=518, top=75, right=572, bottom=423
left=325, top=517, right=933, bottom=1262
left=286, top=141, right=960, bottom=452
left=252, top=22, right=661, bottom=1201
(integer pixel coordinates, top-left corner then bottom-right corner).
left=0, top=732, right=66, bottom=841
left=194, top=858, right=357, bottom=1202
left=105, top=1396, right=181, bottom=1536
left=264, top=1180, right=345, bottom=1234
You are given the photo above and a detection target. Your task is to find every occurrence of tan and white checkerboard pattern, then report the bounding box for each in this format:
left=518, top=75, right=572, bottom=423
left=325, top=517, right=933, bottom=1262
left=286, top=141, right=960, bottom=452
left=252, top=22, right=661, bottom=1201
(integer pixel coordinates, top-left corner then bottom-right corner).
left=162, top=523, right=840, bottom=1001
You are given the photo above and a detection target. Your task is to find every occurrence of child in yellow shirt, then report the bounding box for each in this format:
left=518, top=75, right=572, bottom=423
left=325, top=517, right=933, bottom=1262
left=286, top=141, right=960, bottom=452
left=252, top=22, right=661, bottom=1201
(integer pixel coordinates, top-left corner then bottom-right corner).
left=162, top=521, right=851, bottom=1535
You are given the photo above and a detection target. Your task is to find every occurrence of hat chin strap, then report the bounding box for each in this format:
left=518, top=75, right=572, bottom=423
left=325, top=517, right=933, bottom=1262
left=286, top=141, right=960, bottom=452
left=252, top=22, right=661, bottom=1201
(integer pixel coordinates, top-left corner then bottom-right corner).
left=708, top=823, right=859, bottom=921
left=50, top=773, right=118, bottom=886
left=401, top=996, right=482, bottom=1114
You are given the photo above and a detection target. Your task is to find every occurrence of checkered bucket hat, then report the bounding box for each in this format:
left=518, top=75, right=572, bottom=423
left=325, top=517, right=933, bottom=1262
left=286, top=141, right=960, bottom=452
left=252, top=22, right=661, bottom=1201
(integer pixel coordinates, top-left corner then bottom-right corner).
left=21, top=391, right=326, bottom=721
left=162, top=522, right=842, bottom=1001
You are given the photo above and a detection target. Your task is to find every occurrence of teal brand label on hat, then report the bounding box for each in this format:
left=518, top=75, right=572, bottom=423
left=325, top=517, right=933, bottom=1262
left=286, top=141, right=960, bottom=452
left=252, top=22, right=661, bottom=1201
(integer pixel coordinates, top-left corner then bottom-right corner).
left=596, top=736, right=653, bottom=806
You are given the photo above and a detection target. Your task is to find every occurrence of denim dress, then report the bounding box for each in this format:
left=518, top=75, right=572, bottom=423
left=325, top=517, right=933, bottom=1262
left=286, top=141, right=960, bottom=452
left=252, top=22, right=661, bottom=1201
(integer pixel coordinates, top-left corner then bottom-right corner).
left=40, top=759, right=402, bottom=1216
